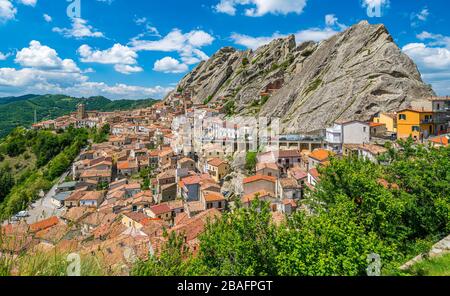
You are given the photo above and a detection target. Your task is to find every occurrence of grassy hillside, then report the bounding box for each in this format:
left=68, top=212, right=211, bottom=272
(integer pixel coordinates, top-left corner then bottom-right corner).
left=403, top=254, right=450, bottom=276
left=0, top=127, right=93, bottom=218
left=0, top=94, right=158, bottom=138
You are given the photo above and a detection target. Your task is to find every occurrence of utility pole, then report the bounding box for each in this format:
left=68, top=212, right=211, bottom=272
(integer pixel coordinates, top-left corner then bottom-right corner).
left=34, top=109, right=37, bottom=124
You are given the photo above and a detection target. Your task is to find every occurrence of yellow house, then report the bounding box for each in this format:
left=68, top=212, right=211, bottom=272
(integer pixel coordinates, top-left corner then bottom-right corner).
left=206, top=158, right=230, bottom=183
left=373, top=112, right=397, bottom=133
left=397, top=109, right=435, bottom=140
left=121, top=212, right=150, bottom=230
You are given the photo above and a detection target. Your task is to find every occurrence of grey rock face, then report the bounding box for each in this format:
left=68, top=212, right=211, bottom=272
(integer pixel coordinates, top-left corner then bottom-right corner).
left=166, top=21, right=435, bottom=133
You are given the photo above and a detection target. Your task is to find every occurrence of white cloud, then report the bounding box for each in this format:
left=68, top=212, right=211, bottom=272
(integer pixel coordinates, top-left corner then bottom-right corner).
left=130, top=28, right=214, bottom=67
left=0, top=51, right=10, bottom=60
left=325, top=14, right=347, bottom=30
left=411, top=7, right=430, bottom=27
left=0, top=71, right=171, bottom=99
left=15, top=40, right=80, bottom=72
left=131, top=29, right=214, bottom=52
left=153, top=57, right=189, bottom=74
left=0, top=0, right=17, bottom=23
left=416, top=7, right=429, bottom=21
left=215, top=0, right=307, bottom=17
left=114, top=64, right=143, bottom=75
left=403, top=32, right=450, bottom=95
left=416, top=31, right=450, bottom=47
left=230, top=32, right=284, bottom=50
left=403, top=43, right=450, bottom=70
left=18, top=0, right=36, bottom=7
left=78, top=44, right=137, bottom=65
left=53, top=18, right=104, bottom=39
left=295, top=27, right=338, bottom=43
left=231, top=15, right=342, bottom=50
left=131, top=17, right=161, bottom=42
left=77, top=43, right=143, bottom=74
left=0, top=41, right=170, bottom=99
left=43, top=13, right=52, bottom=22
left=63, top=83, right=172, bottom=100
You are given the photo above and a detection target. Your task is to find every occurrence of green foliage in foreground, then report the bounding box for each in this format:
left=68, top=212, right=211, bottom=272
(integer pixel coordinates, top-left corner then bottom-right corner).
left=133, top=141, right=450, bottom=276
left=0, top=251, right=110, bottom=276
left=402, top=253, right=450, bottom=276
left=0, top=127, right=90, bottom=219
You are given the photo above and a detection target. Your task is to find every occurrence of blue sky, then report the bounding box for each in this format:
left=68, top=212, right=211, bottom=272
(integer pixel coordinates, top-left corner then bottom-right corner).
left=0, top=0, right=449, bottom=99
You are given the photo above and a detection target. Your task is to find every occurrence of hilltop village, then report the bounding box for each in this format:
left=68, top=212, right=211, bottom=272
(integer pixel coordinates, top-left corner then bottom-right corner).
left=2, top=92, right=449, bottom=273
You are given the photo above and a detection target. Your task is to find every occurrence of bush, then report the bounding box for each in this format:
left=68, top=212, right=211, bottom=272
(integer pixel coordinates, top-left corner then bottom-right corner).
left=6, top=138, right=26, bottom=157
left=245, top=151, right=257, bottom=173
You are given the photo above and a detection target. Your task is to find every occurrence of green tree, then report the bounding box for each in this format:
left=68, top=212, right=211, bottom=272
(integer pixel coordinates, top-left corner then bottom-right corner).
left=0, top=165, right=14, bottom=203
left=93, top=124, right=110, bottom=144
left=132, top=231, right=196, bottom=276
left=196, top=201, right=278, bottom=276
left=245, top=151, right=257, bottom=174
left=275, top=195, right=396, bottom=276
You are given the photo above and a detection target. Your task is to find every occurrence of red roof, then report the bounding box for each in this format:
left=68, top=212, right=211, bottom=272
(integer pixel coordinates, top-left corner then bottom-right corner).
left=180, top=175, right=201, bottom=186
left=243, top=175, right=277, bottom=184
left=203, top=191, right=225, bottom=202
left=207, top=158, right=227, bottom=167
left=30, top=216, right=59, bottom=233
left=149, top=204, right=172, bottom=215
left=308, top=168, right=320, bottom=180
left=309, top=149, right=332, bottom=162
left=430, top=136, right=449, bottom=146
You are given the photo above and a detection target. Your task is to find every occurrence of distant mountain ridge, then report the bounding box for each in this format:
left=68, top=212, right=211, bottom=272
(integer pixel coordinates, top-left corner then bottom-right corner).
left=0, top=94, right=157, bottom=138
left=166, top=21, right=435, bottom=134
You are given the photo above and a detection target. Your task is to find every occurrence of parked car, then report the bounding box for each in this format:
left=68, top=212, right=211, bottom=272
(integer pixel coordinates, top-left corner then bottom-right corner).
left=16, top=211, right=29, bottom=218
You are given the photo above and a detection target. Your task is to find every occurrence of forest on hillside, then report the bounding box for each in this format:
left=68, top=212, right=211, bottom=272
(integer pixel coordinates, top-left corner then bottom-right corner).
left=0, top=95, right=157, bottom=138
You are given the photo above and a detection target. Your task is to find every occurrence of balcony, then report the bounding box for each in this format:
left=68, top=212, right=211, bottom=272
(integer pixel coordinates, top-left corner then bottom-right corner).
left=421, top=119, right=433, bottom=124
left=326, top=135, right=342, bottom=144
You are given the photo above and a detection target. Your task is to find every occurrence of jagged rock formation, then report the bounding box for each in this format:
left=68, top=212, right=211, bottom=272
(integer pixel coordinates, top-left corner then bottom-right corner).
left=166, top=21, right=435, bottom=134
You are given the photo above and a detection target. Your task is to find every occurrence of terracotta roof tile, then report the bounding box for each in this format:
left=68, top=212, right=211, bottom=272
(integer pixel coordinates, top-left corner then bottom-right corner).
left=243, top=175, right=277, bottom=184
left=30, top=216, right=59, bottom=233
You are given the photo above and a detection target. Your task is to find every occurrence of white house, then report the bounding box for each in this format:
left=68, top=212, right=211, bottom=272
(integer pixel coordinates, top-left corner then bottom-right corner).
left=326, top=120, right=371, bottom=153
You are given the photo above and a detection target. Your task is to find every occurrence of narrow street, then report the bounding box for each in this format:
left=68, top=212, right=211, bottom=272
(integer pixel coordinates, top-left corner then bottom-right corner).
left=24, top=170, right=70, bottom=224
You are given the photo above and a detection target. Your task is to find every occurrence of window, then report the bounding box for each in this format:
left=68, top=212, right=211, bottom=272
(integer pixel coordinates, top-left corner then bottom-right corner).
left=363, top=127, right=367, bottom=133
left=399, top=114, right=407, bottom=120
left=412, top=126, right=420, bottom=132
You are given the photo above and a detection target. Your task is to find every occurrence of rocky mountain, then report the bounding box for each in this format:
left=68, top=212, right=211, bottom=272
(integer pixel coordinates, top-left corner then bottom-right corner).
left=166, top=21, right=435, bottom=134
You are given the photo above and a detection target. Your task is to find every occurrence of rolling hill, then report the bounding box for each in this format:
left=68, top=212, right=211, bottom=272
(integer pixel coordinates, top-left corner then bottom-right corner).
left=0, top=94, right=158, bottom=138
